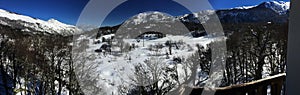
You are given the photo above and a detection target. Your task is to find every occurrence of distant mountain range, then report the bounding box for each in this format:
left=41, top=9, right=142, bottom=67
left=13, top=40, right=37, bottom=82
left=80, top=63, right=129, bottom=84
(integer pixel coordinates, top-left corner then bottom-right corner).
left=181, top=1, right=289, bottom=24
left=0, top=1, right=289, bottom=36
left=96, top=1, right=289, bottom=36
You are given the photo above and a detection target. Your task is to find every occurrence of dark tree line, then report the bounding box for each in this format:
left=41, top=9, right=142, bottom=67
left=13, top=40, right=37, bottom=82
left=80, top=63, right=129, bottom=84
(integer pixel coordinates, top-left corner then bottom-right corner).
left=0, top=25, right=83, bottom=95
left=222, top=22, right=288, bottom=86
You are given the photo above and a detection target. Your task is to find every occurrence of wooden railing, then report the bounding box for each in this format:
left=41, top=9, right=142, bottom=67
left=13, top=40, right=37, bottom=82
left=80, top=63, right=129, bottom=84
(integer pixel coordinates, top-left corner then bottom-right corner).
left=190, top=73, right=286, bottom=95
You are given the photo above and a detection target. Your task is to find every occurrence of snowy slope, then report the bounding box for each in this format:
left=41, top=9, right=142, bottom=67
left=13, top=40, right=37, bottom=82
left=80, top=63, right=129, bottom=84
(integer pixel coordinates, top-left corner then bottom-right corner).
left=116, top=11, right=194, bottom=39
left=124, top=11, right=177, bottom=25
left=0, top=9, right=82, bottom=35
left=232, top=1, right=290, bottom=11
left=178, top=10, right=215, bottom=24
left=233, top=6, right=257, bottom=9
left=260, top=1, right=290, bottom=14
left=74, top=33, right=224, bottom=94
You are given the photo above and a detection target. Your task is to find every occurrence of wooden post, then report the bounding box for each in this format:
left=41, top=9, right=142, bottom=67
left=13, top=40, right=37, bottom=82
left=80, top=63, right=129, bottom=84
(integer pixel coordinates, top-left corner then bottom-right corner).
left=257, top=86, right=267, bottom=95
left=271, top=81, right=283, bottom=95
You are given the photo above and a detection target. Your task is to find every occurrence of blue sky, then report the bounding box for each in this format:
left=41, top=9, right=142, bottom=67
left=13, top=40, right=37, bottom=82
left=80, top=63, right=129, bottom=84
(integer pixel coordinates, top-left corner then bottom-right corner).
left=0, top=0, right=290, bottom=26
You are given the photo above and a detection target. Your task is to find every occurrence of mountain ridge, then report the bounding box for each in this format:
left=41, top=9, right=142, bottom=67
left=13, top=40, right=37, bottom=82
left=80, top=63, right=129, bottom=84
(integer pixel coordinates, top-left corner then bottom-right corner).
left=0, top=9, right=82, bottom=35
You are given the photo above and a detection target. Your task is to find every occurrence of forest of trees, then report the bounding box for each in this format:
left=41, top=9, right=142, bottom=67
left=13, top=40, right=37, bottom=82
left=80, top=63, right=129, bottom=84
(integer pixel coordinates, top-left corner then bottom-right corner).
left=223, top=23, right=288, bottom=85
left=0, top=25, right=83, bottom=95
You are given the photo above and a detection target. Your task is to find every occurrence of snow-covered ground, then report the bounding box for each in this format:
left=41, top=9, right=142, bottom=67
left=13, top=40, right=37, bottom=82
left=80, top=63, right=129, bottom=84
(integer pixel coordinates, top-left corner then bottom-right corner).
left=73, top=34, right=224, bottom=94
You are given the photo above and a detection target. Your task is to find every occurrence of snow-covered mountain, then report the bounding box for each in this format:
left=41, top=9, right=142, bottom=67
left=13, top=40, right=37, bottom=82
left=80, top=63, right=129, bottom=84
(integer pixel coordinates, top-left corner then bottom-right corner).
left=115, top=11, right=193, bottom=39
left=179, top=1, right=290, bottom=24
left=257, top=1, right=290, bottom=14
left=233, top=1, right=289, bottom=11
left=124, top=11, right=177, bottom=25
left=0, top=9, right=82, bottom=35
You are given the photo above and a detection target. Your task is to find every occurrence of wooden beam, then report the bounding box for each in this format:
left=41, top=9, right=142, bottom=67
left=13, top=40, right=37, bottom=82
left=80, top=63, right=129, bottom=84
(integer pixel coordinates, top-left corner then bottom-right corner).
left=190, top=73, right=286, bottom=95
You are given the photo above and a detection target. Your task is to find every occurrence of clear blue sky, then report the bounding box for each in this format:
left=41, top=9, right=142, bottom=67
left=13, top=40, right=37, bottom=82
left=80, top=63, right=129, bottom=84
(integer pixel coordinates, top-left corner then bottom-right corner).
left=0, top=0, right=290, bottom=26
